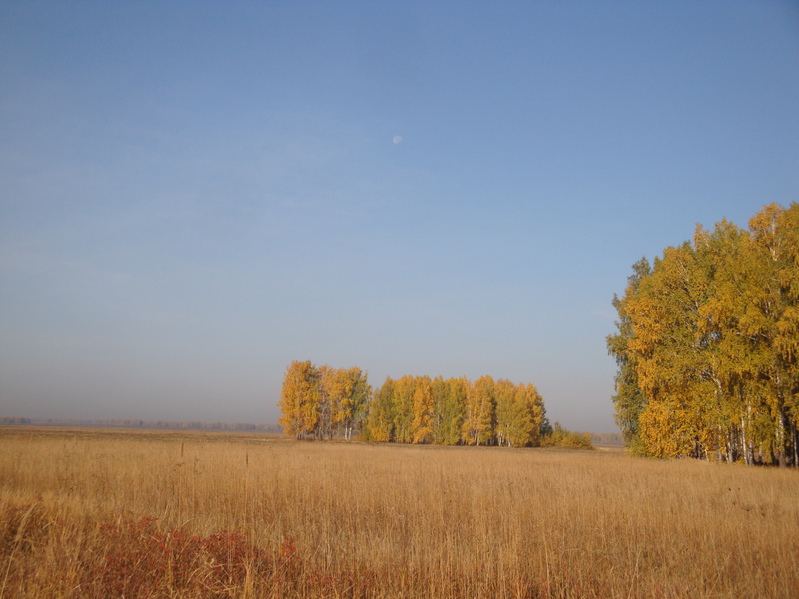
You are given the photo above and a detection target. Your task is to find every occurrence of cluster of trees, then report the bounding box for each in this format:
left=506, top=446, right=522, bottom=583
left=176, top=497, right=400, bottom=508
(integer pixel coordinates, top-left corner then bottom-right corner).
left=278, top=361, right=371, bottom=441
left=608, top=204, right=799, bottom=466
left=278, top=361, right=551, bottom=447
left=365, top=374, right=547, bottom=447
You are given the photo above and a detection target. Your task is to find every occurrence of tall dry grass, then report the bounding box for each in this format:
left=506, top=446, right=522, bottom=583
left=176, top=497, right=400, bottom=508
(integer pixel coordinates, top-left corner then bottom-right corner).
left=1, top=426, right=797, bottom=598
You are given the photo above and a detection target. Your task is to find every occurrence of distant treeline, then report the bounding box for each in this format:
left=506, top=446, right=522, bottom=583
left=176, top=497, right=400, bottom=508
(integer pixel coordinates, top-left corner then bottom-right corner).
left=278, top=360, right=591, bottom=448
left=589, top=432, right=624, bottom=445
left=0, top=417, right=281, bottom=433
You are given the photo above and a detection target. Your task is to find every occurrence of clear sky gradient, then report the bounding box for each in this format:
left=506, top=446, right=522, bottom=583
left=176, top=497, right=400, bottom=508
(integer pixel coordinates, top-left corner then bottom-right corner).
left=2, top=2, right=798, bottom=432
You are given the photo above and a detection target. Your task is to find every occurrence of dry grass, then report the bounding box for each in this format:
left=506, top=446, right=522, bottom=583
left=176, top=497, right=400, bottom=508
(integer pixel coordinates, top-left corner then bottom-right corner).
left=1, top=426, right=797, bottom=598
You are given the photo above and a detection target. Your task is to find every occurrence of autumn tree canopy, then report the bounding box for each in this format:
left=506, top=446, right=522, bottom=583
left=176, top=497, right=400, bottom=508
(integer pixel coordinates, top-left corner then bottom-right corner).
left=278, top=361, right=371, bottom=441
left=608, top=203, right=799, bottom=467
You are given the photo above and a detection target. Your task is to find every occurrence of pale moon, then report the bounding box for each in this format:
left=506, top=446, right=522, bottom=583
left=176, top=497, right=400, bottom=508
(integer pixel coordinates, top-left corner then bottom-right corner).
left=393, top=135, right=402, bottom=144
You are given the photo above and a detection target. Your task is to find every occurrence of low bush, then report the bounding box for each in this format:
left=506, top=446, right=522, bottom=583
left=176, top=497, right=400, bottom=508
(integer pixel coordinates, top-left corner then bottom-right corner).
left=541, top=422, right=593, bottom=449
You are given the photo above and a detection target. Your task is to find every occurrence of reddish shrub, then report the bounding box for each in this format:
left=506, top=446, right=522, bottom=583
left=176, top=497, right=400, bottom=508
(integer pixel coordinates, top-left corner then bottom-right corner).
left=84, top=517, right=270, bottom=598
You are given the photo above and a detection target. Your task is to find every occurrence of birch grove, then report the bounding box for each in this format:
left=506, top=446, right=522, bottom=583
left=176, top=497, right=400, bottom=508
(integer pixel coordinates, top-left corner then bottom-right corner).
left=608, top=203, right=799, bottom=466
left=278, top=361, right=548, bottom=446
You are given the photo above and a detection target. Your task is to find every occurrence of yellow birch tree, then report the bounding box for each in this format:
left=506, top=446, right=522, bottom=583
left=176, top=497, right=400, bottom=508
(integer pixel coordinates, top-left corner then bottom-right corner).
left=278, top=360, right=321, bottom=439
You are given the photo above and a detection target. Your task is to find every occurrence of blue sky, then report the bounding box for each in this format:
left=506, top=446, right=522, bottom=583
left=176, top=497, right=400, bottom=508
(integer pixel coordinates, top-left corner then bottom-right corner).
left=1, top=2, right=797, bottom=432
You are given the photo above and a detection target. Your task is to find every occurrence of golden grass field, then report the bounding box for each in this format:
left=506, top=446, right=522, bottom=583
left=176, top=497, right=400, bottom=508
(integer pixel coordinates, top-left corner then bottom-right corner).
left=1, top=426, right=798, bottom=598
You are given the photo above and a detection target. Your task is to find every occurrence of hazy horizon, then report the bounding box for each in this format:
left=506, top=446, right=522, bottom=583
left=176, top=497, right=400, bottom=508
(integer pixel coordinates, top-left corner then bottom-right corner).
left=2, top=2, right=798, bottom=433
